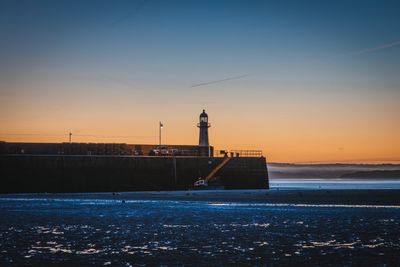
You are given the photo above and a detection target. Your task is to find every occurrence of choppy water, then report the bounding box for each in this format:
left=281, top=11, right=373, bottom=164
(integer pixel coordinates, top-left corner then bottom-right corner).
left=1, top=195, right=400, bottom=266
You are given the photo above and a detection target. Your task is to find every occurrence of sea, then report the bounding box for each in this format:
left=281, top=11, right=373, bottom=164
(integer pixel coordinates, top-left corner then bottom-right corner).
left=1, top=179, right=399, bottom=266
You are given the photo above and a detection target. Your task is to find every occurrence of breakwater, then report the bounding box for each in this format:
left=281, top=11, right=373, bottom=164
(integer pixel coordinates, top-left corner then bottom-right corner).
left=0, top=155, right=268, bottom=193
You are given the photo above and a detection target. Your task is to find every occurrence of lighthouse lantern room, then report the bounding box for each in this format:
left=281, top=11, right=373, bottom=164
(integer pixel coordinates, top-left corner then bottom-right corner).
left=198, top=109, right=210, bottom=146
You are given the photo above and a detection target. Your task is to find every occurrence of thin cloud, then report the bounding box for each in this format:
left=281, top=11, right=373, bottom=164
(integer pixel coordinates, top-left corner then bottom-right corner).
left=346, top=40, right=400, bottom=56
left=190, top=74, right=251, bottom=88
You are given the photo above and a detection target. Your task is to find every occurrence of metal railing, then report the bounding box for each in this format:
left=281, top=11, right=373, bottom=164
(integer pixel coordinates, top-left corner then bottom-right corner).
left=216, top=149, right=263, bottom=157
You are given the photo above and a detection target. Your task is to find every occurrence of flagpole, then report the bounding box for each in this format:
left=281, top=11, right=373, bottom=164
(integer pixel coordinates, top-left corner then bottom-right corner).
left=159, top=122, right=162, bottom=146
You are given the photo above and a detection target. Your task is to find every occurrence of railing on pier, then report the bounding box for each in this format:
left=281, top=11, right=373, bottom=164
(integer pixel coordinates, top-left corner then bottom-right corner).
left=216, top=149, right=263, bottom=158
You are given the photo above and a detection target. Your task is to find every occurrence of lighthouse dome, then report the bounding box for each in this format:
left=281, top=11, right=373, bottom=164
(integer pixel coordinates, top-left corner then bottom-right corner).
left=200, top=109, right=208, bottom=117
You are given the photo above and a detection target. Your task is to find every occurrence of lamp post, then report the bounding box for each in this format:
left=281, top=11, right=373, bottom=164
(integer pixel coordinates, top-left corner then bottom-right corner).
left=159, top=122, right=163, bottom=146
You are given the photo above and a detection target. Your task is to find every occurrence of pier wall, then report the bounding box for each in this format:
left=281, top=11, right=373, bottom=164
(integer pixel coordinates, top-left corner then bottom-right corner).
left=0, top=155, right=269, bottom=193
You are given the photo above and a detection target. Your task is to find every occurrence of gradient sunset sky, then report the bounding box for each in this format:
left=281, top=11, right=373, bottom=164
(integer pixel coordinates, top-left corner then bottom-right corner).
left=1, top=0, right=399, bottom=163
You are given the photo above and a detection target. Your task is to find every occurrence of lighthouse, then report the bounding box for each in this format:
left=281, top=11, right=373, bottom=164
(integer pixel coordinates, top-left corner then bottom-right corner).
left=198, top=109, right=210, bottom=146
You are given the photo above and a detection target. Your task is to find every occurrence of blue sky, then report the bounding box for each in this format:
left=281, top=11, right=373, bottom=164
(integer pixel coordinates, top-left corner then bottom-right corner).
left=1, top=0, right=399, bottom=85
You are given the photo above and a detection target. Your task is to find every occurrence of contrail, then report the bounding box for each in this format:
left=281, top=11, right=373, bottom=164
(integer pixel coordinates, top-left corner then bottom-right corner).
left=346, top=40, right=400, bottom=56
left=0, top=133, right=67, bottom=137
left=0, top=133, right=157, bottom=138
left=73, top=134, right=157, bottom=138
left=100, top=74, right=136, bottom=89
left=111, top=0, right=147, bottom=27
left=190, top=74, right=251, bottom=88
left=188, top=39, right=400, bottom=88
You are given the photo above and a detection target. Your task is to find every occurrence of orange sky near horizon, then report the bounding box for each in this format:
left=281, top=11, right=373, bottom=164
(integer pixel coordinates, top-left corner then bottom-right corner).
left=1, top=82, right=399, bottom=164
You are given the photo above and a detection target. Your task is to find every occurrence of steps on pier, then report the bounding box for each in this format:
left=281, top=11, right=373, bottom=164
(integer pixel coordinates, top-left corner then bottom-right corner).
left=205, top=157, right=231, bottom=182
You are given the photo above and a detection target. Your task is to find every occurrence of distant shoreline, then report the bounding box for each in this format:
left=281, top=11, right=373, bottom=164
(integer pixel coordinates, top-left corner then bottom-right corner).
left=268, top=163, right=400, bottom=180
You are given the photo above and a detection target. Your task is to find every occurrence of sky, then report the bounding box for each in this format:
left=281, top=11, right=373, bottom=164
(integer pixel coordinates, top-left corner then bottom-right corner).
left=0, top=0, right=399, bottom=163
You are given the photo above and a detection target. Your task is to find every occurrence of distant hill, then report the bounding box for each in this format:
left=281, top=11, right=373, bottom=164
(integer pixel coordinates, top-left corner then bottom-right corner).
left=267, top=163, right=400, bottom=179
left=340, top=170, right=400, bottom=179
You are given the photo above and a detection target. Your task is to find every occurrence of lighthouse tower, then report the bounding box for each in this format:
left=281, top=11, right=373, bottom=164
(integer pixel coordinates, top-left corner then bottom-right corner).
left=198, top=109, right=210, bottom=146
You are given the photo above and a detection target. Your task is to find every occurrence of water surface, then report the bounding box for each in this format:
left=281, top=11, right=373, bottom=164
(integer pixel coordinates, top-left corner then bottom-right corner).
left=1, top=193, right=399, bottom=266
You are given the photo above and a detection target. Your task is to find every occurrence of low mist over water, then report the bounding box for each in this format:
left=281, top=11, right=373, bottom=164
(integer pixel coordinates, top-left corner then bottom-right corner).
left=270, top=179, right=400, bottom=190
